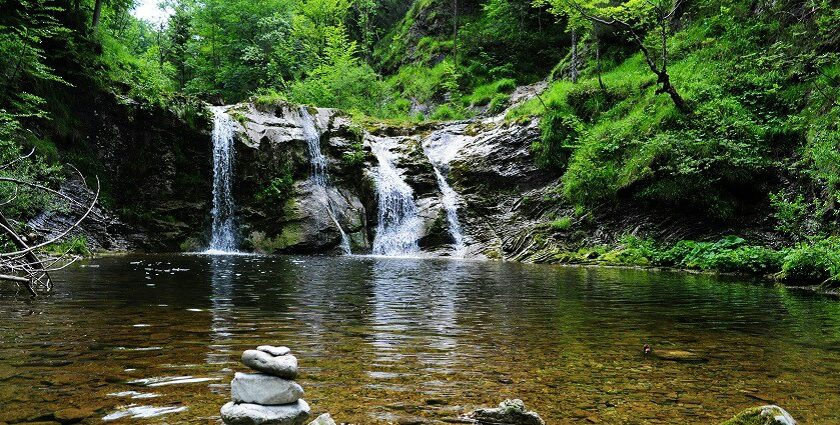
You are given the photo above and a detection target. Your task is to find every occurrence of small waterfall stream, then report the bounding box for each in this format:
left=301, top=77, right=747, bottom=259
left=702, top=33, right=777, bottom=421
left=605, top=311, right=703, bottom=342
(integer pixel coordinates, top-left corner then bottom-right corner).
left=298, top=107, right=352, bottom=254
left=369, top=136, right=423, bottom=256
left=206, top=107, right=238, bottom=253
left=423, top=128, right=468, bottom=255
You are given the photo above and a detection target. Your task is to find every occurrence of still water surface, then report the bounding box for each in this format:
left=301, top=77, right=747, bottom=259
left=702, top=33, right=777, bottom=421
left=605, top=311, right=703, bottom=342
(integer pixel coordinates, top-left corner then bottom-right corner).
left=1, top=254, right=839, bottom=424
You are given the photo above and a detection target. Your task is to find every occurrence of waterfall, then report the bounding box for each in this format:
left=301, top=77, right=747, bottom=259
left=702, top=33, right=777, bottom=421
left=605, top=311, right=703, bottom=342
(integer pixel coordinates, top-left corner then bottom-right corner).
left=423, top=128, right=467, bottom=255
left=432, top=168, right=465, bottom=254
left=206, top=107, right=238, bottom=254
left=298, top=107, right=352, bottom=254
left=369, top=136, right=423, bottom=256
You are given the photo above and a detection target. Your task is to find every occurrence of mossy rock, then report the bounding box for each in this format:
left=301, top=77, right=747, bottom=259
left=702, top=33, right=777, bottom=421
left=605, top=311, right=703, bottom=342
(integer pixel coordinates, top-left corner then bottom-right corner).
left=721, top=405, right=796, bottom=425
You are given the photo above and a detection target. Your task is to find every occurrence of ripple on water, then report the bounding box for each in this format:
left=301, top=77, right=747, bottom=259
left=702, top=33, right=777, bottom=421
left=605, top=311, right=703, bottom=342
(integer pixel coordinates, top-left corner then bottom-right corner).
left=102, top=404, right=187, bottom=420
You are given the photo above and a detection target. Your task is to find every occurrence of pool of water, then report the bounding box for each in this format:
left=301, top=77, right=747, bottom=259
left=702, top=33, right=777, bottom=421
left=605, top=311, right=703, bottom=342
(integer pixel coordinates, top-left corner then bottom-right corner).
left=1, top=254, right=839, bottom=424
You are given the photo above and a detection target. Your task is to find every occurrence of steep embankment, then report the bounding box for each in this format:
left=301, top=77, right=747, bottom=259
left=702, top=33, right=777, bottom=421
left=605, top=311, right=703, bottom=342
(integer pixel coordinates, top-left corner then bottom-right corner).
left=32, top=88, right=214, bottom=252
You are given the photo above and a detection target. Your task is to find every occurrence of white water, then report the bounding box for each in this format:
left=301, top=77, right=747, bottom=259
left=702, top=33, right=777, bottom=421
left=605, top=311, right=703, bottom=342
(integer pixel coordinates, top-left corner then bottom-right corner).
left=423, top=128, right=468, bottom=255
left=298, top=107, right=352, bottom=254
left=369, top=136, right=423, bottom=256
left=206, top=107, right=238, bottom=254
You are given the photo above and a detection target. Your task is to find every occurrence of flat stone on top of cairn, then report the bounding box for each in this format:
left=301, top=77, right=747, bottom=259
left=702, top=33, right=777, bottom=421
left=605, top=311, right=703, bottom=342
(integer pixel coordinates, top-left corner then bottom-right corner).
left=221, top=346, right=309, bottom=425
left=242, top=349, right=299, bottom=379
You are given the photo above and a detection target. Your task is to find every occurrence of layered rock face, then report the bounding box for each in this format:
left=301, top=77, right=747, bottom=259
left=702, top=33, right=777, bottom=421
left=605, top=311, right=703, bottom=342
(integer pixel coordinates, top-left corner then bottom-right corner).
left=219, top=99, right=560, bottom=259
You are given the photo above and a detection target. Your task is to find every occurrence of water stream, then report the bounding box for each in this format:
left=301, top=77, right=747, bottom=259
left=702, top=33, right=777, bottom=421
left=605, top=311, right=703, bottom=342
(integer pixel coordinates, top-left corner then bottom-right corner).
left=298, top=107, right=352, bottom=254
left=369, top=136, right=423, bottom=256
left=423, top=127, right=469, bottom=255
left=206, top=107, right=238, bottom=254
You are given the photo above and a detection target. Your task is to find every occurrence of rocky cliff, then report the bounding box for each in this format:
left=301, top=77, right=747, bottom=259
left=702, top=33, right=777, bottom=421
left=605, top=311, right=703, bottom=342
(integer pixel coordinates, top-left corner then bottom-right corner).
left=214, top=90, right=566, bottom=259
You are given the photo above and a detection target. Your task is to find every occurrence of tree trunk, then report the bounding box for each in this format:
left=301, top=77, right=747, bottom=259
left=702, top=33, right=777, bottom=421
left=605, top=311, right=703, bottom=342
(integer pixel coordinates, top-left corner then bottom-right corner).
left=92, top=0, right=103, bottom=28
left=655, top=71, right=688, bottom=113
left=452, top=0, right=459, bottom=67
left=570, top=28, right=578, bottom=83
left=596, top=41, right=605, bottom=92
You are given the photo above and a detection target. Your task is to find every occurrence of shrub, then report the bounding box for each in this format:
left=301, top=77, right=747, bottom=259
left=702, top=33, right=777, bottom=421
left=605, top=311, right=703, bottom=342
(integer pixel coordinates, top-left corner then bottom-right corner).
left=488, top=93, right=509, bottom=114
left=550, top=217, right=573, bottom=231
left=780, top=238, right=840, bottom=285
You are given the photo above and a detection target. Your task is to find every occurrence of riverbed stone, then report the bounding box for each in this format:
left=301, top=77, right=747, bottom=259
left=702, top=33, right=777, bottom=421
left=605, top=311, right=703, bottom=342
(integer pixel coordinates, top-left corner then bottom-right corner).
left=221, top=400, right=310, bottom=425
left=721, top=405, right=796, bottom=425
left=231, top=372, right=304, bottom=405
left=465, top=399, right=544, bottom=425
left=242, top=350, right=298, bottom=379
left=258, top=346, right=291, bottom=357
left=307, top=413, right=336, bottom=425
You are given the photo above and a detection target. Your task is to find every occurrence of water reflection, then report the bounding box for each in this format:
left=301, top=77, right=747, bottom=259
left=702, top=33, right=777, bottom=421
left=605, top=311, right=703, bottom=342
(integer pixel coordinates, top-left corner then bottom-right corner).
left=0, top=255, right=839, bottom=424
left=208, top=256, right=236, bottom=366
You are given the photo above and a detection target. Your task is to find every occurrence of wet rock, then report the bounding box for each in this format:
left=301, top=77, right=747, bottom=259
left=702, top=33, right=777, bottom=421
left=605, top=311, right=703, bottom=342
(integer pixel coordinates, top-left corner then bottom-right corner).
left=53, top=407, right=94, bottom=424
left=721, top=405, right=796, bottom=425
left=231, top=372, right=304, bottom=405
left=307, top=413, right=336, bottom=425
left=241, top=350, right=298, bottom=379
left=221, top=400, right=310, bottom=425
left=258, top=346, right=291, bottom=357
left=465, top=399, right=545, bottom=425
left=649, top=349, right=708, bottom=363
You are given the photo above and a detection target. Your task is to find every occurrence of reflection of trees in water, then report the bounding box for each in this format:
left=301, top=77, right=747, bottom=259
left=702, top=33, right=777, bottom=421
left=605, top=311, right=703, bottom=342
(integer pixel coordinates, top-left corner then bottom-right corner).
left=368, top=258, right=462, bottom=368
left=207, top=256, right=236, bottom=366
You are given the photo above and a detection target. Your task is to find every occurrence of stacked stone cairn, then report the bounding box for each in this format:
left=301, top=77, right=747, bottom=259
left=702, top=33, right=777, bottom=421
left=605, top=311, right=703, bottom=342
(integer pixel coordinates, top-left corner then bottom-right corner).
left=221, top=346, right=311, bottom=425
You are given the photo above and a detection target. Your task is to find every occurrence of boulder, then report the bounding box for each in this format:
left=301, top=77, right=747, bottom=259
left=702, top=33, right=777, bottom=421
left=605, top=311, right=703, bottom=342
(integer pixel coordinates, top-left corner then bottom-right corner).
left=465, top=399, right=544, bottom=425
left=258, top=346, right=291, bottom=357
left=221, top=400, right=310, bottom=425
left=242, top=350, right=298, bottom=379
left=721, top=405, right=796, bottom=425
left=307, top=413, right=336, bottom=425
left=231, top=372, right=304, bottom=405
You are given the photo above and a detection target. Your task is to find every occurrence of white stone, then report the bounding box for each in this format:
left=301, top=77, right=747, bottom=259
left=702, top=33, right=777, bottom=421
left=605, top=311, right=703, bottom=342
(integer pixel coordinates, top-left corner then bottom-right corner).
left=258, top=345, right=291, bottom=357
left=242, top=350, right=298, bottom=379
left=220, top=400, right=310, bottom=425
left=307, top=413, right=336, bottom=425
left=231, top=372, right=303, bottom=405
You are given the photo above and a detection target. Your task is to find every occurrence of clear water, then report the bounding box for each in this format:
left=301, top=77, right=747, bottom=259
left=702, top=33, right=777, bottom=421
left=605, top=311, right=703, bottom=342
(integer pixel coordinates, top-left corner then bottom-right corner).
left=207, top=107, right=238, bottom=253
left=369, top=136, right=423, bottom=256
left=298, top=107, right=351, bottom=254
left=1, top=255, right=839, bottom=424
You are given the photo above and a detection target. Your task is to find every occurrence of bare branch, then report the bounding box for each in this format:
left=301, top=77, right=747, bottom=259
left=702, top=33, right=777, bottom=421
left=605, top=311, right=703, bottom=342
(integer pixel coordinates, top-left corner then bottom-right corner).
left=0, top=147, right=35, bottom=170
left=0, top=176, right=100, bottom=258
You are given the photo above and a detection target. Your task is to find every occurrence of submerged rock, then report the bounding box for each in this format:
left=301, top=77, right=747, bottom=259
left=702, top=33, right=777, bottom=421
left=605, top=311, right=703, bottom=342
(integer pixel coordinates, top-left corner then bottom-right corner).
left=721, top=405, right=796, bottom=425
left=649, top=349, right=708, bottom=363
left=465, top=399, right=545, bottom=425
left=258, top=346, right=291, bottom=357
left=231, top=372, right=304, bottom=405
left=241, top=350, right=298, bottom=379
left=221, top=400, right=310, bottom=425
left=307, top=413, right=336, bottom=425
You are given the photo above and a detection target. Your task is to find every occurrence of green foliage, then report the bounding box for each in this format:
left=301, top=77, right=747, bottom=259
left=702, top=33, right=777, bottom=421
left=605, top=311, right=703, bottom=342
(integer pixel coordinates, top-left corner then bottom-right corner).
left=45, top=236, right=91, bottom=257
left=780, top=238, right=840, bottom=285
left=769, top=191, right=808, bottom=237
left=255, top=163, right=295, bottom=207
left=550, top=216, right=573, bottom=231
left=533, top=109, right=581, bottom=169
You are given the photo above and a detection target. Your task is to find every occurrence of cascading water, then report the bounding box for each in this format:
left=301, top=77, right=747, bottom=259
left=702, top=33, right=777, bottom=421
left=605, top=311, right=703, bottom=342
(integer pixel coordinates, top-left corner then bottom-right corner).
left=369, top=136, right=423, bottom=256
left=423, top=128, right=468, bottom=255
left=298, top=107, right=352, bottom=254
left=206, top=107, right=238, bottom=254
